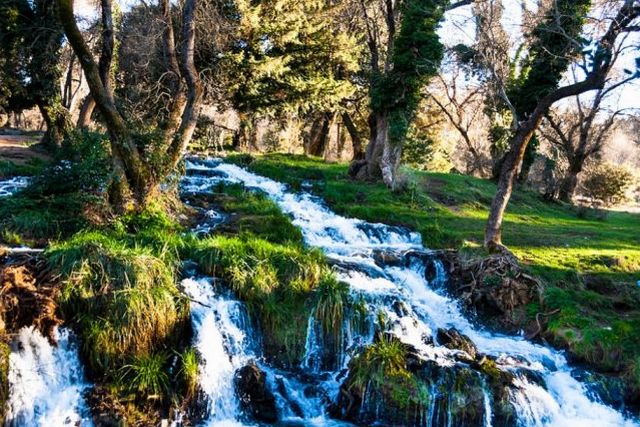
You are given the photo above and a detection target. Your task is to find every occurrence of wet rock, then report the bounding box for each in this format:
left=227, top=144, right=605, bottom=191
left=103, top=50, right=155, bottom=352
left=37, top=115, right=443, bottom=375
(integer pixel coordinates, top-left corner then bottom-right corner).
left=437, top=327, right=478, bottom=360
left=234, top=362, right=278, bottom=423
left=372, top=249, right=405, bottom=267
left=573, top=369, right=629, bottom=411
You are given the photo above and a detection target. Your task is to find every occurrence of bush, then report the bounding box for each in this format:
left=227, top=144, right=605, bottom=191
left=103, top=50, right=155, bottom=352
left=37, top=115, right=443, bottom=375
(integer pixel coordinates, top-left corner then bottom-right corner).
left=0, top=131, right=112, bottom=243
left=582, top=163, right=634, bottom=208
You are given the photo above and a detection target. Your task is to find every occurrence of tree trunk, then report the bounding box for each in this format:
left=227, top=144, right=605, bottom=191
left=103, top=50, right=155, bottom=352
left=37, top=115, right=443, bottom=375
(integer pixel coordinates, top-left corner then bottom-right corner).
left=38, top=100, right=72, bottom=149
left=307, top=112, right=335, bottom=157
left=485, top=123, right=537, bottom=251
left=349, top=111, right=400, bottom=188
left=341, top=112, right=363, bottom=160
left=77, top=95, right=96, bottom=128
left=558, top=157, right=584, bottom=202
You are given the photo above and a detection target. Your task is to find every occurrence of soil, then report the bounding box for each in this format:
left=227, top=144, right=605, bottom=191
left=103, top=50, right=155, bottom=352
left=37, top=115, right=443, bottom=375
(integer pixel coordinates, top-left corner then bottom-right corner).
left=0, top=133, right=50, bottom=165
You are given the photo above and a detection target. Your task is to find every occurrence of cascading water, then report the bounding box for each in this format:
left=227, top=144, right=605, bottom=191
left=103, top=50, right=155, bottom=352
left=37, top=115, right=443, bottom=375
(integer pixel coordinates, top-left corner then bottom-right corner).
left=181, top=157, right=640, bottom=427
left=0, top=177, right=29, bottom=198
left=5, top=326, right=93, bottom=426
left=1, top=176, right=94, bottom=426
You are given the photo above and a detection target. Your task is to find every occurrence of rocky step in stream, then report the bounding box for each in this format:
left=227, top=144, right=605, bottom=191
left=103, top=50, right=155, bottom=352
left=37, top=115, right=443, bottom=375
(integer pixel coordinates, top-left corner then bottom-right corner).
left=178, top=157, right=640, bottom=427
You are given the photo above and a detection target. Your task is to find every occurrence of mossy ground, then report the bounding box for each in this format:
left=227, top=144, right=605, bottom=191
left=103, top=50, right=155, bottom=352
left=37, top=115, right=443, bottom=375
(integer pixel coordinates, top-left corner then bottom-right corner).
left=230, top=153, right=640, bottom=389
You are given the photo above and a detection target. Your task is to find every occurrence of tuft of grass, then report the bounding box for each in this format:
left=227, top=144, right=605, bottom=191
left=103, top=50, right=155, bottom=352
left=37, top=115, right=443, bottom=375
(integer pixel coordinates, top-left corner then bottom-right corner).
left=349, top=336, right=429, bottom=410
left=313, top=275, right=350, bottom=352
left=119, top=353, right=170, bottom=398
left=47, top=230, right=190, bottom=382
left=188, top=235, right=328, bottom=366
left=178, top=347, right=199, bottom=400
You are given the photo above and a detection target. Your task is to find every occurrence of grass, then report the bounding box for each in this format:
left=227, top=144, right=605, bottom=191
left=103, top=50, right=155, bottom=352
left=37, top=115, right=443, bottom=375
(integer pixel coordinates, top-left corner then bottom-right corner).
left=349, top=336, right=430, bottom=412
left=45, top=207, right=194, bottom=415
left=188, top=235, right=330, bottom=366
left=0, top=158, right=48, bottom=178
left=229, top=153, right=640, bottom=390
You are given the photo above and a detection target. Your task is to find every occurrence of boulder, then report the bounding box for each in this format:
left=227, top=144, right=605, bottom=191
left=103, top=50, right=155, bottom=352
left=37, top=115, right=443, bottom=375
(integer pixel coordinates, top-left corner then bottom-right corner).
left=234, top=362, right=278, bottom=423
left=437, top=327, right=478, bottom=360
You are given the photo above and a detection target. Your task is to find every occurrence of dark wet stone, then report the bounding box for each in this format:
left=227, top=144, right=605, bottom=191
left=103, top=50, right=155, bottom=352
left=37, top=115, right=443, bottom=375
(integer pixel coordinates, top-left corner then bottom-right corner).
left=437, top=327, right=478, bottom=360
left=234, top=362, right=278, bottom=423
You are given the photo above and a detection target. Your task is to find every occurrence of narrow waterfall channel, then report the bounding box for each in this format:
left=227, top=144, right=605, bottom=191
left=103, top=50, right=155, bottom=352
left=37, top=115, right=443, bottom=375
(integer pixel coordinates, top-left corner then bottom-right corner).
left=181, top=158, right=640, bottom=427
left=5, top=327, right=92, bottom=426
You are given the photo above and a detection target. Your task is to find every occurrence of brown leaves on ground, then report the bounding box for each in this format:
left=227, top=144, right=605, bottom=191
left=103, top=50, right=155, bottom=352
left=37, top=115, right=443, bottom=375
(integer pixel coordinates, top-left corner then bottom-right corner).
left=0, top=253, right=61, bottom=342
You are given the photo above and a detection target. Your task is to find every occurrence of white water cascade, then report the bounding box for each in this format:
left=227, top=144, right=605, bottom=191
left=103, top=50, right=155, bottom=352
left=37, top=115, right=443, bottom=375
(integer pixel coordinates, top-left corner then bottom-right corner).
left=5, top=326, right=93, bottom=426
left=0, top=177, right=29, bottom=198
left=181, top=157, right=640, bottom=427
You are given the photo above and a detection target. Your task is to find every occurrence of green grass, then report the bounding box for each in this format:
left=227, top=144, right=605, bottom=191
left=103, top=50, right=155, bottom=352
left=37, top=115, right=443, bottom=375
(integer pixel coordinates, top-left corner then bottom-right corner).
left=229, top=153, right=640, bottom=389
left=188, top=235, right=331, bottom=366
left=0, top=158, right=48, bottom=178
left=202, top=182, right=304, bottom=245
left=46, top=208, right=193, bottom=412
left=231, top=153, right=640, bottom=287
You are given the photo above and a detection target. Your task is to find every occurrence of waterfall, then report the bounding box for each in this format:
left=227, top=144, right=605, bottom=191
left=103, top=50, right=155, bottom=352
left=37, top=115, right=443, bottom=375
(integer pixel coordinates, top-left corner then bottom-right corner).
left=5, top=326, right=93, bottom=426
left=182, top=157, right=640, bottom=427
left=181, top=277, right=256, bottom=425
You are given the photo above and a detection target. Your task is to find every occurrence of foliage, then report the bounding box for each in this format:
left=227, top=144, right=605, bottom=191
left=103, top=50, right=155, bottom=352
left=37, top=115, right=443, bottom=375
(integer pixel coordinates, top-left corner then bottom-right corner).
left=178, top=347, right=199, bottom=400
left=227, top=0, right=359, bottom=115
left=371, top=0, right=445, bottom=146
left=582, top=163, right=634, bottom=208
left=119, top=353, right=170, bottom=397
left=313, top=275, right=350, bottom=351
left=0, top=131, right=112, bottom=243
left=349, top=336, right=429, bottom=410
left=0, top=158, right=47, bottom=179
left=209, top=182, right=304, bottom=245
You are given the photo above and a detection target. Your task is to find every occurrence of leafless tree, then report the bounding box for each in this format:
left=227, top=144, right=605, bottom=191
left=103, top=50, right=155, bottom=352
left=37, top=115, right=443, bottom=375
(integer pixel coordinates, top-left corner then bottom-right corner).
left=428, top=57, right=490, bottom=176
left=540, top=69, right=637, bottom=201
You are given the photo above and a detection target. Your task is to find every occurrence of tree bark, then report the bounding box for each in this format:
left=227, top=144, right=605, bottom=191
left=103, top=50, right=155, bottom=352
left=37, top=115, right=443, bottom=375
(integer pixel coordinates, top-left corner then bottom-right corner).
left=350, top=112, right=398, bottom=187
left=37, top=100, right=72, bottom=149
left=77, top=95, right=96, bottom=128
left=341, top=112, right=363, bottom=160
left=558, top=155, right=584, bottom=202
left=307, top=112, right=335, bottom=157
left=484, top=122, right=538, bottom=252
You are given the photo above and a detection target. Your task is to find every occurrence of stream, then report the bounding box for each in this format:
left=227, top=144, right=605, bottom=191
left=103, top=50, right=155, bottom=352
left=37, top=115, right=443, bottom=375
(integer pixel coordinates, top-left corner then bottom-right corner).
left=179, top=158, right=640, bottom=427
left=2, top=161, right=639, bottom=426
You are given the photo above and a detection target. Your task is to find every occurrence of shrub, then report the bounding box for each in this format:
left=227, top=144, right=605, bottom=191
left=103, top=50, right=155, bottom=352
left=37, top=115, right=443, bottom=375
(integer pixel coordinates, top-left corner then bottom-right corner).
left=120, top=353, right=170, bottom=398
left=0, top=131, right=112, bottom=243
left=582, top=163, right=634, bottom=208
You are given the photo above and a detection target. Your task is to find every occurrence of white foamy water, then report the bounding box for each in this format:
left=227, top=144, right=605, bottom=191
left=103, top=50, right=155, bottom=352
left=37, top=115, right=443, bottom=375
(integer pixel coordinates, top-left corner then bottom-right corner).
left=182, top=158, right=639, bottom=427
left=181, top=277, right=256, bottom=425
left=0, top=176, right=29, bottom=197
left=5, top=326, right=93, bottom=426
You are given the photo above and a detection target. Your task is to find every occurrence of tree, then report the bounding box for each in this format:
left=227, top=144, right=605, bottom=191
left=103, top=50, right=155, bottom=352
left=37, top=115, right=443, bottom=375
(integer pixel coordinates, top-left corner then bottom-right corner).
left=428, top=56, right=489, bottom=175
left=348, top=0, right=449, bottom=188
left=57, top=0, right=203, bottom=209
left=0, top=0, right=72, bottom=148
left=483, top=0, right=640, bottom=251
left=540, top=71, right=635, bottom=202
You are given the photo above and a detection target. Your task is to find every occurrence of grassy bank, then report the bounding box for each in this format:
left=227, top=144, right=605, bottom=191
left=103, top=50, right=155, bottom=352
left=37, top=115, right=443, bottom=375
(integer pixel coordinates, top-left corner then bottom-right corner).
left=230, top=153, right=640, bottom=389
